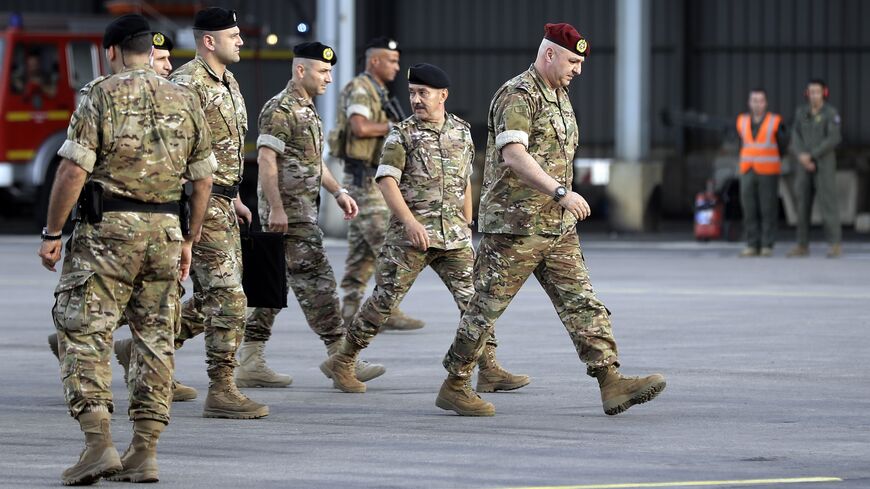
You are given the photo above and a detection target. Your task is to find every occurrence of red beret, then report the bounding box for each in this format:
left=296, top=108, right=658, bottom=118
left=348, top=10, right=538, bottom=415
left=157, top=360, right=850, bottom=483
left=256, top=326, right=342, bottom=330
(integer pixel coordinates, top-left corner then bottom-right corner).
left=544, top=23, right=589, bottom=57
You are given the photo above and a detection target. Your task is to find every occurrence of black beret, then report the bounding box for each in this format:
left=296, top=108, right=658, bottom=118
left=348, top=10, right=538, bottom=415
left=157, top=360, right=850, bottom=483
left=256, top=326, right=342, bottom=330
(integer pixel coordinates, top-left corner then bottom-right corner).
left=193, top=7, right=237, bottom=31
left=407, top=63, right=450, bottom=89
left=151, top=31, right=174, bottom=51
left=364, top=36, right=400, bottom=52
left=103, top=14, right=151, bottom=49
left=293, top=42, right=337, bottom=66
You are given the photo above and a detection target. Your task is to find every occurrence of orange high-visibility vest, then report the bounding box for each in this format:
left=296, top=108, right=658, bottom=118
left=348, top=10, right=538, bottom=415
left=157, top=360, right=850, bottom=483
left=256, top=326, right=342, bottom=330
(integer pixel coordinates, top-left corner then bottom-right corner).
left=737, top=112, right=782, bottom=175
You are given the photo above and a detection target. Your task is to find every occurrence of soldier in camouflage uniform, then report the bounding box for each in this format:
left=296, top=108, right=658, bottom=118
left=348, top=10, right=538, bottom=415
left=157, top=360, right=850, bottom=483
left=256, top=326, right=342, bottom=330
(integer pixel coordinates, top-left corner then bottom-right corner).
left=787, top=79, right=843, bottom=258
left=240, top=42, right=386, bottom=388
left=168, top=7, right=268, bottom=419
left=47, top=30, right=199, bottom=403
left=323, top=64, right=527, bottom=395
left=334, top=37, right=425, bottom=331
left=38, top=15, right=214, bottom=484
left=438, top=24, right=667, bottom=417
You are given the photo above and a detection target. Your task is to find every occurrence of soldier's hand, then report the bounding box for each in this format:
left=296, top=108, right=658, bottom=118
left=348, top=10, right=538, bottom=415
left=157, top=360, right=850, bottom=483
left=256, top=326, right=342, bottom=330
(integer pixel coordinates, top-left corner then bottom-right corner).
left=336, top=194, right=358, bottom=220
left=403, top=218, right=430, bottom=251
left=268, top=207, right=289, bottom=234
left=799, top=153, right=816, bottom=172
left=180, top=241, right=192, bottom=281
left=559, top=191, right=592, bottom=221
left=38, top=240, right=63, bottom=272
left=234, top=199, right=252, bottom=225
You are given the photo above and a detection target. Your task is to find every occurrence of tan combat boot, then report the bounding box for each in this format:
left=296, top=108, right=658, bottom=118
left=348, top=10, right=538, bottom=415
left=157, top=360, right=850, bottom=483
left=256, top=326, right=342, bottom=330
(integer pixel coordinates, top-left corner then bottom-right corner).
left=114, top=338, right=198, bottom=402
left=476, top=344, right=531, bottom=393
left=106, top=419, right=164, bottom=483
left=202, top=372, right=269, bottom=419
left=235, top=340, right=292, bottom=388
left=786, top=245, right=809, bottom=257
left=435, top=375, right=495, bottom=416
left=382, top=308, right=425, bottom=331
left=321, top=340, right=386, bottom=383
left=320, top=339, right=367, bottom=393
left=738, top=246, right=758, bottom=257
left=61, top=409, right=122, bottom=486
left=759, top=247, right=773, bottom=257
left=596, top=365, right=666, bottom=416
left=827, top=243, right=842, bottom=258
left=171, top=380, right=198, bottom=401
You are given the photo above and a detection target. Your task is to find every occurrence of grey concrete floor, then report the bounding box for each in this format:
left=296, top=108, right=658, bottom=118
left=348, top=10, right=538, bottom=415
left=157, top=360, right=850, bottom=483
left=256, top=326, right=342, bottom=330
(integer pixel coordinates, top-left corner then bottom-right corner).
left=1, top=234, right=868, bottom=489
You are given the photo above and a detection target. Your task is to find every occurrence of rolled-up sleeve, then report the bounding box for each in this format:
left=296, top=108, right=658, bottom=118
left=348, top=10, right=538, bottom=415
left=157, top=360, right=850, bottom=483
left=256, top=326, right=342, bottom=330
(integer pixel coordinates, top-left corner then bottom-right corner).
left=184, top=98, right=215, bottom=181
left=58, top=91, right=101, bottom=172
left=494, top=91, right=532, bottom=152
left=257, top=105, right=292, bottom=156
left=374, top=128, right=406, bottom=183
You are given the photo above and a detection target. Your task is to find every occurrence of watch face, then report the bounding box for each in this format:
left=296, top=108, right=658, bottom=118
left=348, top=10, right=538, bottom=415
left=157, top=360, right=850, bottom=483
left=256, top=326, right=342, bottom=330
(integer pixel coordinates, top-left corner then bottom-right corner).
left=556, top=187, right=567, bottom=196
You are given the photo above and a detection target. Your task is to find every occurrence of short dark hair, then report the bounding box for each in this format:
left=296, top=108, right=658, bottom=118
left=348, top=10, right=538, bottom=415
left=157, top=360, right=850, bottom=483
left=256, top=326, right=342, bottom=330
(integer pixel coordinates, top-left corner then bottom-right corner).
left=749, top=87, right=767, bottom=97
left=119, top=32, right=153, bottom=55
left=808, top=78, right=827, bottom=89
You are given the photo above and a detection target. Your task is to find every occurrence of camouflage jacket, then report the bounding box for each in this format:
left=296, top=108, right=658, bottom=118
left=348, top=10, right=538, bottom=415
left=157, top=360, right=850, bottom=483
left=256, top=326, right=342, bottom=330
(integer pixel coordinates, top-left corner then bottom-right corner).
left=256, top=80, right=324, bottom=225
left=376, top=113, right=474, bottom=250
left=57, top=65, right=215, bottom=203
left=170, top=55, right=247, bottom=187
left=479, top=64, right=579, bottom=236
left=342, top=73, right=390, bottom=165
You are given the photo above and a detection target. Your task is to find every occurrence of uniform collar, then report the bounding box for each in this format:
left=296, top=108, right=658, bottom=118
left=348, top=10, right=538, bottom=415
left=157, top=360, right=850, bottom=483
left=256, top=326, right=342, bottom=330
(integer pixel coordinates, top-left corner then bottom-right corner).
left=413, top=114, right=450, bottom=133
left=528, top=64, right=558, bottom=103
left=118, top=63, right=156, bottom=75
left=195, top=54, right=231, bottom=83
left=286, top=80, right=314, bottom=106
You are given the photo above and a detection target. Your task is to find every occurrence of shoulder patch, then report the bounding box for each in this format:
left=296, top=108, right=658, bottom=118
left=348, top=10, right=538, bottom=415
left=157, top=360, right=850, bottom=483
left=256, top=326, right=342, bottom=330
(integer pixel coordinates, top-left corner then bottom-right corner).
left=833, top=114, right=841, bottom=125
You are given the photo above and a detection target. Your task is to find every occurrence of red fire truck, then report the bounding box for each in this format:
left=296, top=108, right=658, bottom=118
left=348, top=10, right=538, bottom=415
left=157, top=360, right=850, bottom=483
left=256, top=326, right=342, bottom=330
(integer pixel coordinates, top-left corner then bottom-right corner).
left=0, top=15, right=107, bottom=228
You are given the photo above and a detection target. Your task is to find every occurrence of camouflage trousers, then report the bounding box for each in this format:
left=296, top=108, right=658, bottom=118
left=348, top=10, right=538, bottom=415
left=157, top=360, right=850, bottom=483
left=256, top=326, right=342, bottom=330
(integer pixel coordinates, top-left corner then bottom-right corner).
left=175, top=195, right=246, bottom=378
left=346, top=244, right=497, bottom=349
left=52, top=213, right=182, bottom=423
left=245, top=223, right=344, bottom=345
left=443, top=231, right=619, bottom=379
left=339, top=176, right=390, bottom=308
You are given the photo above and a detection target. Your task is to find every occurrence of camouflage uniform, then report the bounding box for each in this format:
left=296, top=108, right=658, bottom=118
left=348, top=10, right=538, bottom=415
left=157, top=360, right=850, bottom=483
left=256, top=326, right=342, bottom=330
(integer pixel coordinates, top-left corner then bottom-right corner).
left=169, top=55, right=248, bottom=378
left=443, top=65, right=619, bottom=379
left=791, top=103, right=842, bottom=247
left=337, top=74, right=391, bottom=312
left=346, top=114, right=489, bottom=347
left=53, top=64, right=215, bottom=422
left=245, top=80, right=345, bottom=346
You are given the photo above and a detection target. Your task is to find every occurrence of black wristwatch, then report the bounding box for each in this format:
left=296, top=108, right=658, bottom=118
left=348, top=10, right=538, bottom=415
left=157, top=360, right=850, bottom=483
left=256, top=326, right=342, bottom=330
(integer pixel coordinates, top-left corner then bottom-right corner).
left=41, top=227, right=62, bottom=241
left=553, top=185, right=567, bottom=202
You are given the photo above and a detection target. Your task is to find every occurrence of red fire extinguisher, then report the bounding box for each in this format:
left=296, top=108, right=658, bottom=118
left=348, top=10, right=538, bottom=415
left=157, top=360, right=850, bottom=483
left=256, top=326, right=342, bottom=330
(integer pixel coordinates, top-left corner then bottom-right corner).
left=694, top=179, right=724, bottom=241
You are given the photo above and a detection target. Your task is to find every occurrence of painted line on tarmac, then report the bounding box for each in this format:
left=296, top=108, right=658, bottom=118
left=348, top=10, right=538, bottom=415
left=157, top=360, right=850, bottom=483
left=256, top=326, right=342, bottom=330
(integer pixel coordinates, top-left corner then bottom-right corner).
left=499, top=475, right=843, bottom=489
left=606, top=287, right=870, bottom=300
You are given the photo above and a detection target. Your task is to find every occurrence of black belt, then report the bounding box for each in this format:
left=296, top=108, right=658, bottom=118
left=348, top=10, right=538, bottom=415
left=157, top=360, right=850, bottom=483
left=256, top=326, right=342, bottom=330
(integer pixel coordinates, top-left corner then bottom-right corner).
left=212, top=184, right=239, bottom=200
left=103, top=197, right=180, bottom=215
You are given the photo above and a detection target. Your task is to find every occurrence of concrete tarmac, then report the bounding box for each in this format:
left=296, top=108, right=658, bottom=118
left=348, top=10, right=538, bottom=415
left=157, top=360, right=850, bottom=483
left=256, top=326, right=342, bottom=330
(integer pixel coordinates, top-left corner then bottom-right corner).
left=1, top=234, right=868, bottom=489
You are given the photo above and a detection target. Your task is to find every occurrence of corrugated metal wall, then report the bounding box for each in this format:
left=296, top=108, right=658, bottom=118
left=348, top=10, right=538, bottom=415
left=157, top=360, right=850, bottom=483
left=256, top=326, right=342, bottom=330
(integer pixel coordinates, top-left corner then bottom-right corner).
left=358, top=0, right=870, bottom=151
left=6, top=0, right=869, bottom=150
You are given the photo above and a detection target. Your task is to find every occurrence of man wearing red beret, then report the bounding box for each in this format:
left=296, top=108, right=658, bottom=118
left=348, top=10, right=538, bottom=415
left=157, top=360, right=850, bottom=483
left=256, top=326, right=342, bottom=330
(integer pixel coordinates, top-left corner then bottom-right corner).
left=438, top=23, right=666, bottom=417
